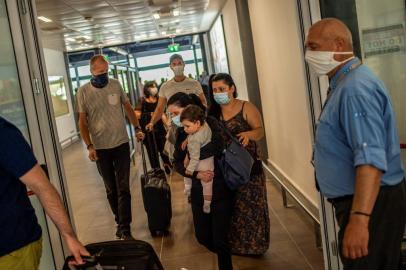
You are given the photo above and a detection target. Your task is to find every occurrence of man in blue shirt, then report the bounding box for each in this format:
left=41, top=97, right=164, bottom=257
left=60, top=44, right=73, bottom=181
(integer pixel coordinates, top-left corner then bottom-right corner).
left=306, top=18, right=406, bottom=269
left=0, top=117, right=89, bottom=269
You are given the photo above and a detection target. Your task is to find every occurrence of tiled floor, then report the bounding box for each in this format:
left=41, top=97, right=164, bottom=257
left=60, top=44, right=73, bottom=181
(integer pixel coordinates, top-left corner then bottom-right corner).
left=62, top=141, right=325, bottom=270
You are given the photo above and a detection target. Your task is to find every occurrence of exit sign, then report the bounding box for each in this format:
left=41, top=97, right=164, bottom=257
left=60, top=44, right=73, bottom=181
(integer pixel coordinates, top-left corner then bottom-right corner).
left=168, top=43, right=180, bottom=52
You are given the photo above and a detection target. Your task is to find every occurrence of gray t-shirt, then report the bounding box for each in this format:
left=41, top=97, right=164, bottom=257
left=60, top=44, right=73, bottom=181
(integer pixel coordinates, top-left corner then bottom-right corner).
left=159, top=77, right=203, bottom=101
left=77, top=79, right=129, bottom=150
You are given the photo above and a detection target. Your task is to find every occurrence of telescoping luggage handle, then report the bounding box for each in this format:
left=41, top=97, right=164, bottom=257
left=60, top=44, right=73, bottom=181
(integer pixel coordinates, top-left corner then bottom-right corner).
left=146, top=128, right=161, bottom=168
left=140, top=129, right=161, bottom=177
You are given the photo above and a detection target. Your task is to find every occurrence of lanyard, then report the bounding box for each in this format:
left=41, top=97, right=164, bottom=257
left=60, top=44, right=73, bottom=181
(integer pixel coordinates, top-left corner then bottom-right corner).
left=321, top=59, right=362, bottom=116
left=311, top=59, right=362, bottom=168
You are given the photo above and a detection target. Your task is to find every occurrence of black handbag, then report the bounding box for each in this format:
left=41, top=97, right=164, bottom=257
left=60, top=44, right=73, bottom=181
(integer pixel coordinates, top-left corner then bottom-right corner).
left=219, top=122, right=254, bottom=190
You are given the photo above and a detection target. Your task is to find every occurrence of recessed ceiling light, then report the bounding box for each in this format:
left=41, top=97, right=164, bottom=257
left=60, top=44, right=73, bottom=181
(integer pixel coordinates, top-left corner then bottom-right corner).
left=83, top=36, right=92, bottom=40
left=149, top=32, right=158, bottom=37
left=153, top=13, right=160, bottom=19
left=38, top=16, right=52, bottom=23
left=193, top=27, right=198, bottom=32
left=66, top=37, right=75, bottom=42
left=176, top=29, right=182, bottom=34
left=173, top=10, right=180, bottom=17
left=161, top=31, right=167, bottom=35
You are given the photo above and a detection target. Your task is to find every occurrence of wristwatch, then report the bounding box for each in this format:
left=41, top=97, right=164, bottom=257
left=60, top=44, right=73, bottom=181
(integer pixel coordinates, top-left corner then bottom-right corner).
left=86, top=143, right=94, bottom=150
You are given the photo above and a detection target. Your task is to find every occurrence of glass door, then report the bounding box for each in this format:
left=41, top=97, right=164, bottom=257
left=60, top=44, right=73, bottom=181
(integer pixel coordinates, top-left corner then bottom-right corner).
left=1, top=1, right=55, bottom=269
left=355, top=0, right=406, bottom=167
left=2, top=0, right=70, bottom=268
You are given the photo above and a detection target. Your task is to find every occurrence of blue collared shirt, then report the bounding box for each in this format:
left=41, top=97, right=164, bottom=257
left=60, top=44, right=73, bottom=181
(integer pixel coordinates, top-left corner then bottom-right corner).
left=314, top=58, right=404, bottom=198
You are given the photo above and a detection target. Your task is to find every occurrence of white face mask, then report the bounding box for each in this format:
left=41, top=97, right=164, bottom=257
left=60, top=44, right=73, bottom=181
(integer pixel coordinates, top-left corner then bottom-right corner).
left=172, top=65, right=184, bottom=76
left=305, top=50, right=354, bottom=75
left=149, top=87, right=158, bottom=96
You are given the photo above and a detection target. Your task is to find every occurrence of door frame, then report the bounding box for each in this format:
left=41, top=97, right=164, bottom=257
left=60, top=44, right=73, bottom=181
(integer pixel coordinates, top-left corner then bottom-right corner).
left=295, top=0, right=343, bottom=269
left=6, top=0, right=76, bottom=267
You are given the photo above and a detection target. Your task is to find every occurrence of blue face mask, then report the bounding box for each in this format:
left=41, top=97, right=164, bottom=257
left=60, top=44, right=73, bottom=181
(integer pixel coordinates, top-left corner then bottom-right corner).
left=91, top=73, right=109, bottom=88
left=172, top=115, right=182, bottom=127
left=213, top=92, right=230, bottom=105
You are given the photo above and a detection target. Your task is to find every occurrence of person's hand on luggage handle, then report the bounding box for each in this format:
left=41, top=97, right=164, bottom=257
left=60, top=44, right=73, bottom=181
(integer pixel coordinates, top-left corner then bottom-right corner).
left=197, top=170, right=214, bottom=183
left=64, top=234, right=90, bottom=265
left=87, top=145, right=98, bottom=162
left=136, top=130, right=145, bottom=141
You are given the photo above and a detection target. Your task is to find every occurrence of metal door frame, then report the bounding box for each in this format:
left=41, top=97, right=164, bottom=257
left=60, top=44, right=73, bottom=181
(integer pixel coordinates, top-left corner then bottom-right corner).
left=6, top=0, right=76, bottom=268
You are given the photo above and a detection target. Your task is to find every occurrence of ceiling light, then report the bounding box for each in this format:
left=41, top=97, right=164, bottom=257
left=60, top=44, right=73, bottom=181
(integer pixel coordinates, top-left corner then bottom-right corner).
left=173, top=10, right=180, bottom=16
left=66, top=46, right=72, bottom=51
left=161, top=31, right=167, bottom=35
left=149, top=32, right=158, bottom=37
left=83, top=36, right=92, bottom=40
left=193, top=27, right=198, bottom=32
left=38, top=16, right=52, bottom=23
left=66, top=37, right=75, bottom=42
left=176, top=29, right=182, bottom=34
left=153, top=13, right=160, bottom=19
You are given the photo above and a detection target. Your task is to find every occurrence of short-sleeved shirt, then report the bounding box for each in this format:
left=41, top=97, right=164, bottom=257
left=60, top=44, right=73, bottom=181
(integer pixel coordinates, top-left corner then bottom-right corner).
left=159, top=77, right=203, bottom=101
left=0, top=117, right=42, bottom=257
left=314, top=58, right=404, bottom=198
left=77, top=79, right=129, bottom=150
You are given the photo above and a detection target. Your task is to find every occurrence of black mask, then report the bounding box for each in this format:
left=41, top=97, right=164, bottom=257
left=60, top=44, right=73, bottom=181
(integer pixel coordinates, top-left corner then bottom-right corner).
left=91, top=73, right=109, bottom=88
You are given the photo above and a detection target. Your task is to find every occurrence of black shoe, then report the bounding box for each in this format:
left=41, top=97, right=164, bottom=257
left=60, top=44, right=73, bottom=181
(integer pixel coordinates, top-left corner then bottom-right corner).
left=117, top=231, right=135, bottom=241
left=187, top=195, right=191, bottom=204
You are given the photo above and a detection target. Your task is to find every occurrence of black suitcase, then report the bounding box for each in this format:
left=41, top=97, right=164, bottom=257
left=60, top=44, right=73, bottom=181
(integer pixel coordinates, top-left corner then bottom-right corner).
left=63, top=240, right=164, bottom=270
left=140, top=131, right=172, bottom=236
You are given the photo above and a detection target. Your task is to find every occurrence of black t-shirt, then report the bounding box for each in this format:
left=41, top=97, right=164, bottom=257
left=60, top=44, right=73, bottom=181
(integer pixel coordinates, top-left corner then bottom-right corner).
left=138, top=98, right=166, bottom=134
left=0, top=117, right=42, bottom=256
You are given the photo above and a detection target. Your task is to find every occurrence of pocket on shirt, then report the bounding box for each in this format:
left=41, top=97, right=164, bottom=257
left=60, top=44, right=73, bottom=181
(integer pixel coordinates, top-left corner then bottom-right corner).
left=108, top=94, right=119, bottom=105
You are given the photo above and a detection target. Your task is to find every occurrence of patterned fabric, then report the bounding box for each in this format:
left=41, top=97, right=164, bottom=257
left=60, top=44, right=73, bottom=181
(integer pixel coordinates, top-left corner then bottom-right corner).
left=222, top=102, right=270, bottom=255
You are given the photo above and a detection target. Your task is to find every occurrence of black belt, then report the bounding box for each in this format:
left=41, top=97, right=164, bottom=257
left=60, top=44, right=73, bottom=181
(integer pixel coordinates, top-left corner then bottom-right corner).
left=327, top=178, right=405, bottom=205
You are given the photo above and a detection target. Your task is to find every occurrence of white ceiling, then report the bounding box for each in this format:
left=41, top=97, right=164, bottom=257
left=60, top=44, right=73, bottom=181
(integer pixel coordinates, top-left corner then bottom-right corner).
left=35, top=0, right=226, bottom=52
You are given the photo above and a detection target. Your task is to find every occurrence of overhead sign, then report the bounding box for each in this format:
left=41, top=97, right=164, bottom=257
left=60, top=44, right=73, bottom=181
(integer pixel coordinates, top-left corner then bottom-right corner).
left=168, top=43, right=180, bottom=52
left=361, top=24, right=405, bottom=58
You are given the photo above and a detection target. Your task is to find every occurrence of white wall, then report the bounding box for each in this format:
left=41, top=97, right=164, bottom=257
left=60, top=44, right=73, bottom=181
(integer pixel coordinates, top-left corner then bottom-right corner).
left=248, top=0, right=318, bottom=206
left=221, top=0, right=249, bottom=101
left=43, top=48, right=77, bottom=145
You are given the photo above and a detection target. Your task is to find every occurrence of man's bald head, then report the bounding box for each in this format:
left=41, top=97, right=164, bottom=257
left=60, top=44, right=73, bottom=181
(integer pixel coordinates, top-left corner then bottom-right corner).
left=306, top=18, right=353, bottom=52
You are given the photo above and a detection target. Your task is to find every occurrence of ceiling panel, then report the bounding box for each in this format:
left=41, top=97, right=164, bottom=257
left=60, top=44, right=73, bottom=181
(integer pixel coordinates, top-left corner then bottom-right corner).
left=36, top=0, right=226, bottom=52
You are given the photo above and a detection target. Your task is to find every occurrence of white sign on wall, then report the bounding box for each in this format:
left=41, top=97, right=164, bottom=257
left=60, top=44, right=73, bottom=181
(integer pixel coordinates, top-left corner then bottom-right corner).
left=361, top=24, right=405, bottom=58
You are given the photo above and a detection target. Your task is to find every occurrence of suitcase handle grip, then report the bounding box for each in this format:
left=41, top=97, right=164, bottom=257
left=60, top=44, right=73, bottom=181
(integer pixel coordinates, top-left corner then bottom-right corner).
left=63, top=255, right=98, bottom=270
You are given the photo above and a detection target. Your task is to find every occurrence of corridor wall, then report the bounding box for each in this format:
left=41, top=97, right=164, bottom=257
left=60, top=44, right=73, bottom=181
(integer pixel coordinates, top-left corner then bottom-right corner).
left=247, top=0, right=318, bottom=206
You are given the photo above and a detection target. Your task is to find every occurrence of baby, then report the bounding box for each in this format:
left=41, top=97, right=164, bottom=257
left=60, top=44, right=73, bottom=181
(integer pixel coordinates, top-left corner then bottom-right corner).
left=180, top=105, right=214, bottom=213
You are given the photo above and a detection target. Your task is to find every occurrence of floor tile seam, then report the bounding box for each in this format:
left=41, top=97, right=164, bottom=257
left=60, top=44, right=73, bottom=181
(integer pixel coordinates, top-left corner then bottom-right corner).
left=159, top=251, right=214, bottom=262
left=268, top=203, right=316, bottom=270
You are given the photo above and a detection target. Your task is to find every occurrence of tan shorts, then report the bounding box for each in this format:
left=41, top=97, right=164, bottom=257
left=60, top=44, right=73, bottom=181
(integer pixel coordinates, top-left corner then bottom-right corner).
left=0, top=238, right=42, bottom=270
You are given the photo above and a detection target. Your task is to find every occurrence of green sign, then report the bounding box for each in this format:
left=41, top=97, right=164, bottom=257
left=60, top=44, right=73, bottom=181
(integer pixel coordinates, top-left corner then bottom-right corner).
left=168, top=43, right=180, bottom=52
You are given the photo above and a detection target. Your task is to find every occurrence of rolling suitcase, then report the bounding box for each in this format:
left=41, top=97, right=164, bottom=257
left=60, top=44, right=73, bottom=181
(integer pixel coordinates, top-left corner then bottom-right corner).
left=140, top=131, right=172, bottom=236
left=63, top=240, right=164, bottom=270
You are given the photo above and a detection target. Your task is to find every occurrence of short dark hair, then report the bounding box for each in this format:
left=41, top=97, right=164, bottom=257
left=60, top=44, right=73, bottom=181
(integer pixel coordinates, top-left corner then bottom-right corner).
left=180, top=104, right=206, bottom=125
left=167, top=93, right=206, bottom=112
left=169, top=54, right=184, bottom=65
